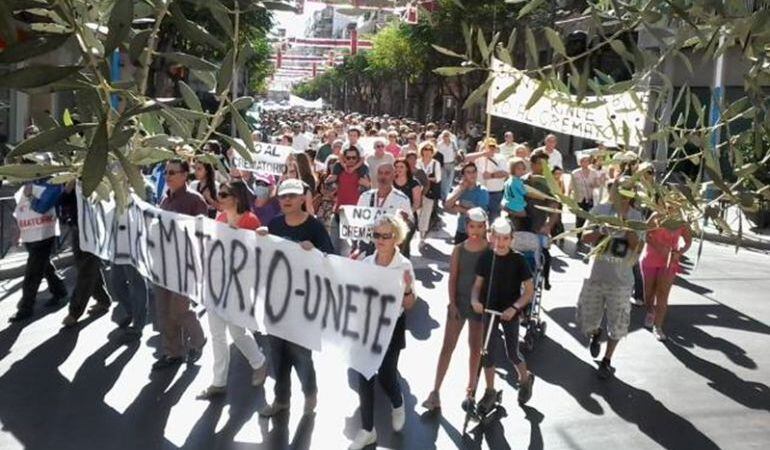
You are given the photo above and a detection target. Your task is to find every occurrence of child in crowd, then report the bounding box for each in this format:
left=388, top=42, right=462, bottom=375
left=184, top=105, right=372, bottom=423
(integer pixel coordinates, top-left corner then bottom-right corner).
left=502, top=157, right=529, bottom=230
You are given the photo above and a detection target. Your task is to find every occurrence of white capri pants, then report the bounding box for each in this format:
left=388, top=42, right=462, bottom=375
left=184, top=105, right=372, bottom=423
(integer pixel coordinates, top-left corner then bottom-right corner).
left=575, top=279, right=632, bottom=340
left=418, top=197, right=435, bottom=234
left=208, top=310, right=266, bottom=387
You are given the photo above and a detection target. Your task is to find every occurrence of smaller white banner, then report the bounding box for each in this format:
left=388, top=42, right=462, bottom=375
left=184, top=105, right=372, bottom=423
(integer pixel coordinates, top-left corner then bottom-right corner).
left=338, top=206, right=388, bottom=241
left=234, top=142, right=296, bottom=175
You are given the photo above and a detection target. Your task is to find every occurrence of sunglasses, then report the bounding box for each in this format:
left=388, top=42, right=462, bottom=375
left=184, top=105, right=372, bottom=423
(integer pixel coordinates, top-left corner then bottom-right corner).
left=345, top=155, right=358, bottom=161
left=218, top=191, right=231, bottom=198
left=375, top=144, right=385, bottom=148
left=166, top=169, right=186, bottom=176
left=372, top=232, right=394, bottom=240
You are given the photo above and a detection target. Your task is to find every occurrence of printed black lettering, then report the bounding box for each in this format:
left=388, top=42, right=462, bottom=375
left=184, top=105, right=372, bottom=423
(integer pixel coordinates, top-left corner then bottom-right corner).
left=371, top=295, right=397, bottom=354
left=265, top=250, right=291, bottom=323
left=250, top=247, right=262, bottom=316
left=322, top=278, right=344, bottom=331
left=207, top=239, right=226, bottom=307
left=224, top=239, right=248, bottom=311
left=342, top=284, right=361, bottom=340
left=158, top=216, right=180, bottom=288
left=361, top=287, right=379, bottom=345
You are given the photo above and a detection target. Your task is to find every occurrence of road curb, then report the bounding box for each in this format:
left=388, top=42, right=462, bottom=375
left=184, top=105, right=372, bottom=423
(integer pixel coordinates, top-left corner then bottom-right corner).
left=701, top=231, right=770, bottom=251
left=0, top=251, right=74, bottom=281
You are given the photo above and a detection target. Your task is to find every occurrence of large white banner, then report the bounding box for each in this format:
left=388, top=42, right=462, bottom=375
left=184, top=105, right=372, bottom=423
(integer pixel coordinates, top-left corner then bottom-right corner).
left=77, top=189, right=405, bottom=378
left=487, top=58, right=649, bottom=147
left=234, top=142, right=296, bottom=175
left=338, top=206, right=387, bottom=241
left=289, top=95, right=324, bottom=109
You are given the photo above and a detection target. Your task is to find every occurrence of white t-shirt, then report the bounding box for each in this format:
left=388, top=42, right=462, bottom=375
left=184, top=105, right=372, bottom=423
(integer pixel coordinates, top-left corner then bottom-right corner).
left=570, top=168, right=601, bottom=203
left=475, top=153, right=508, bottom=192
left=499, top=142, right=517, bottom=161
left=292, top=132, right=310, bottom=152
left=417, top=159, right=442, bottom=183
left=363, top=250, right=415, bottom=314
left=365, top=153, right=395, bottom=190
left=548, top=149, right=564, bottom=170
left=436, top=141, right=456, bottom=165
left=357, top=187, right=413, bottom=218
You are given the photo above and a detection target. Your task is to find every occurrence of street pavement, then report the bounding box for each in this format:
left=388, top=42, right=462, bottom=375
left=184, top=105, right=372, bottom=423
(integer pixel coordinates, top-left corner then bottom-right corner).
left=0, top=212, right=768, bottom=450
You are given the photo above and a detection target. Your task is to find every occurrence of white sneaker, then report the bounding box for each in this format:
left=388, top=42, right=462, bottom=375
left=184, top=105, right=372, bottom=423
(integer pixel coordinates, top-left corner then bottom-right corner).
left=392, top=402, right=406, bottom=432
left=653, top=326, right=667, bottom=342
left=349, top=429, right=377, bottom=450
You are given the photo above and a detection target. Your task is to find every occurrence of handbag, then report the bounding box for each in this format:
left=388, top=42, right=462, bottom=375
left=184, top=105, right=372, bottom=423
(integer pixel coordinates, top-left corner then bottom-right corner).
left=425, top=161, right=442, bottom=200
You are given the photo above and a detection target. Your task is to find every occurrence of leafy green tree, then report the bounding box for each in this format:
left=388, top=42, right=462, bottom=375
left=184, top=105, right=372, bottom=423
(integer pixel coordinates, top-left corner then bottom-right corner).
left=435, top=0, right=770, bottom=244
left=0, top=0, right=293, bottom=206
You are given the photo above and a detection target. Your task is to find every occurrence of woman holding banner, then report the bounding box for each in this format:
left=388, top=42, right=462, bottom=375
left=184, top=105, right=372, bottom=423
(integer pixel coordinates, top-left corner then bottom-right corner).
left=349, top=214, right=416, bottom=450
left=197, top=180, right=268, bottom=400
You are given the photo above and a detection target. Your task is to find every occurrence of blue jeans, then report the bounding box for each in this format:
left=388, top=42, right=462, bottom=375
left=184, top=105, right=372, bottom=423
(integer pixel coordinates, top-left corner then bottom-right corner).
left=441, top=166, right=455, bottom=201
left=110, top=263, right=149, bottom=330
left=269, top=335, right=317, bottom=403
left=488, top=190, right=503, bottom=221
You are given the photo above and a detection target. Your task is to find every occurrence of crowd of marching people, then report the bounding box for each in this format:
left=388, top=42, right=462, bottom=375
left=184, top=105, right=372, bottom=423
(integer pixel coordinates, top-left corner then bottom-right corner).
left=7, top=110, right=692, bottom=449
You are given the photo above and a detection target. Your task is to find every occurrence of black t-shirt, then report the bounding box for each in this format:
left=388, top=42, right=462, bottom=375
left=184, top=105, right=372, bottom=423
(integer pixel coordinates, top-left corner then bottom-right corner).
left=268, top=214, right=336, bottom=255
left=394, top=178, right=420, bottom=208
left=475, top=249, right=532, bottom=311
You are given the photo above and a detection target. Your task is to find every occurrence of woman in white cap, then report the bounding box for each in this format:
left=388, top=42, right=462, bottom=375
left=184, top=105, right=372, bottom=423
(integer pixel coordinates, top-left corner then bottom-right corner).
left=471, top=217, right=535, bottom=408
left=423, top=207, right=489, bottom=410
left=349, top=214, right=416, bottom=450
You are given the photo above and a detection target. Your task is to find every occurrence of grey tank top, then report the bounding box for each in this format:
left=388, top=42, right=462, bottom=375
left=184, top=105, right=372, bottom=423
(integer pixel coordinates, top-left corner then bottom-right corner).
left=456, top=244, right=486, bottom=304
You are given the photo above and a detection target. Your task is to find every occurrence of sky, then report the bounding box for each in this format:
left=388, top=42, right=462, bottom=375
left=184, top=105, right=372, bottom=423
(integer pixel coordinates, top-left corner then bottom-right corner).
left=272, top=3, right=326, bottom=38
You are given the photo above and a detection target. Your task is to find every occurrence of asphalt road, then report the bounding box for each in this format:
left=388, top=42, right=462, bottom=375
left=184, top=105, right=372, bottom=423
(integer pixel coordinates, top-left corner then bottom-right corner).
left=0, top=213, right=768, bottom=450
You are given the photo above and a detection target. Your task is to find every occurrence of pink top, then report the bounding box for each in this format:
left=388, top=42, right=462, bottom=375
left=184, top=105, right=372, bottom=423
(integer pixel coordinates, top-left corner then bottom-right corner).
left=641, top=226, right=684, bottom=270
left=385, top=143, right=401, bottom=158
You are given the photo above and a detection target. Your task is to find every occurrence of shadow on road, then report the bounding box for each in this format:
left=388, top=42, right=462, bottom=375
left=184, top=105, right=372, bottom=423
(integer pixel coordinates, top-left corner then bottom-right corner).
left=545, top=299, right=770, bottom=418
left=527, top=336, right=722, bottom=449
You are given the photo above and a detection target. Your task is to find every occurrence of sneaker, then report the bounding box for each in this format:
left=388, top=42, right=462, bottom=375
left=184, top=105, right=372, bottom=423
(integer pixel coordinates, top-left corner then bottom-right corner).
left=392, top=401, right=405, bottom=432
left=629, top=297, right=644, bottom=307
left=88, top=303, right=109, bottom=316
left=187, top=338, right=207, bottom=364
left=304, top=393, right=317, bottom=415
left=196, top=385, right=226, bottom=400
left=421, top=390, right=441, bottom=411
left=477, top=389, right=497, bottom=414
left=589, top=329, right=602, bottom=358
left=259, top=401, right=290, bottom=417
left=518, top=372, right=535, bottom=405
left=644, top=312, right=655, bottom=329
left=152, top=356, right=184, bottom=371
left=44, top=292, right=67, bottom=307
left=252, top=363, right=268, bottom=387
left=116, top=327, right=142, bottom=344
left=349, top=429, right=377, bottom=450
left=653, top=326, right=667, bottom=342
left=597, top=359, right=615, bottom=380
left=62, top=314, right=78, bottom=328
left=8, top=310, right=32, bottom=323
left=116, top=315, right=133, bottom=329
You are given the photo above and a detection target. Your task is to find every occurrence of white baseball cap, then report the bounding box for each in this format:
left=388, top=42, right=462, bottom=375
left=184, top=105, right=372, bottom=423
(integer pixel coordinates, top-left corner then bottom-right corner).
left=467, top=207, right=488, bottom=224
left=491, top=217, right=512, bottom=235
left=277, top=179, right=305, bottom=196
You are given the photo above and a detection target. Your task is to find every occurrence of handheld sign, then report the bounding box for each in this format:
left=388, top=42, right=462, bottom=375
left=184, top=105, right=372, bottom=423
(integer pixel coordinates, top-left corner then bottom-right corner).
left=235, top=142, right=295, bottom=175
left=338, top=206, right=388, bottom=241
